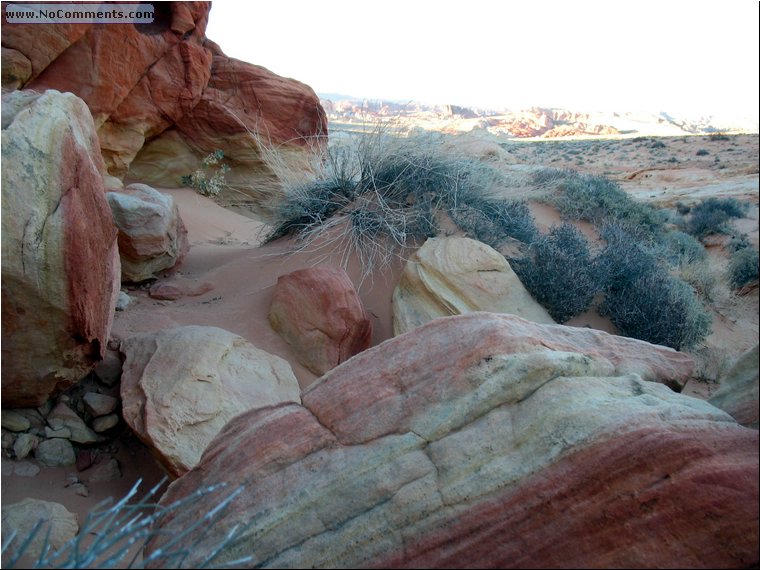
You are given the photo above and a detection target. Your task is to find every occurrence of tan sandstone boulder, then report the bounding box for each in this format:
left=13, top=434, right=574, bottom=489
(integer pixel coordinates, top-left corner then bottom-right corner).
left=710, top=343, right=759, bottom=429
left=107, top=184, right=189, bottom=282
left=1, top=90, right=121, bottom=407
left=144, top=314, right=757, bottom=569
left=1, top=499, right=78, bottom=561
left=393, top=236, right=554, bottom=335
left=269, top=266, right=372, bottom=375
left=119, top=325, right=301, bottom=477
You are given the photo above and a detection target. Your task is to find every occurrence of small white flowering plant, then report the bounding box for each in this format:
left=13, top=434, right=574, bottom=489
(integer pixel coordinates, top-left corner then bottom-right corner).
left=182, top=150, right=231, bottom=197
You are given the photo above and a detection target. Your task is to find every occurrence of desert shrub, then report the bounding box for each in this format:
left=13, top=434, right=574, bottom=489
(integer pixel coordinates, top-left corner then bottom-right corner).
left=510, top=224, right=598, bottom=323
left=661, top=230, right=708, bottom=264
left=708, top=132, right=730, bottom=141
left=545, top=169, right=665, bottom=236
left=594, top=223, right=660, bottom=291
left=727, top=233, right=753, bottom=253
left=600, top=271, right=712, bottom=351
left=1, top=479, right=250, bottom=569
left=675, top=258, right=724, bottom=303
left=594, top=223, right=712, bottom=350
left=650, top=140, right=666, bottom=149
left=182, top=150, right=230, bottom=197
left=684, top=197, right=749, bottom=238
left=696, top=149, right=710, bottom=156
left=449, top=197, right=538, bottom=249
left=265, top=130, right=508, bottom=281
left=728, top=246, right=759, bottom=288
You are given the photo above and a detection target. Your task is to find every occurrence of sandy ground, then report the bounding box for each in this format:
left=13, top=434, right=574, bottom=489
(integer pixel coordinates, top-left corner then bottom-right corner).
left=2, top=132, right=757, bottom=565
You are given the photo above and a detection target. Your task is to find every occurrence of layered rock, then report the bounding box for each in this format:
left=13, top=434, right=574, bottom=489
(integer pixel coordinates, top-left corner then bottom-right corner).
left=710, top=343, right=759, bottom=428
left=3, top=2, right=327, bottom=215
left=1, top=89, right=120, bottom=407
left=120, top=325, right=301, bottom=477
left=144, top=314, right=756, bottom=569
left=269, top=267, right=372, bottom=375
left=107, top=183, right=189, bottom=282
left=392, top=236, right=554, bottom=335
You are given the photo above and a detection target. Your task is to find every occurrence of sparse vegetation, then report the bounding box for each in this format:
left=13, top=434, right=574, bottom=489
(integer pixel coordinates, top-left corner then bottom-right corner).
left=182, top=150, right=231, bottom=197
left=510, top=223, right=597, bottom=323
left=1, top=479, right=251, bottom=569
left=593, top=223, right=712, bottom=350
left=684, top=197, right=749, bottom=239
left=265, top=129, right=515, bottom=281
left=540, top=169, right=665, bottom=237
left=728, top=246, right=759, bottom=288
left=696, top=149, right=709, bottom=156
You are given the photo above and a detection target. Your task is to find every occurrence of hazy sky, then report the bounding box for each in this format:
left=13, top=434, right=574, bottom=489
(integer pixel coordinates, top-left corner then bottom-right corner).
left=205, top=0, right=759, bottom=121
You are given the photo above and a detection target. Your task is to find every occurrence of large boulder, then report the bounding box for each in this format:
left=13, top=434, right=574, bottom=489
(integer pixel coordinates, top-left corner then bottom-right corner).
left=120, top=325, right=301, bottom=477
left=107, top=183, right=189, bottom=282
left=393, top=236, right=554, bottom=336
left=269, top=266, right=372, bottom=375
left=3, top=2, right=328, bottom=215
left=710, top=343, right=759, bottom=428
left=128, top=41, right=327, bottom=217
left=144, top=314, right=757, bottom=569
left=1, top=90, right=121, bottom=407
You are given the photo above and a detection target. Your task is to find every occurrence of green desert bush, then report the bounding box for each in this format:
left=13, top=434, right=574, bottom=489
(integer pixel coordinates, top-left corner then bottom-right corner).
left=448, top=197, right=538, bottom=249
left=510, top=223, right=598, bottom=323
left=540, top=169, right=665, bottom=237
left=1, top=479, right=250, bottom=569
left=265, top=129, right=513, bottom=280
left=594, top=223, right=712, bottom=350
left=661, top=230, right=708, bottom=264
left=599, top=271, right=713, bottom=351
left=684, top=197, right=749, bottom=238
left=728, top=246, right=759, bottom=288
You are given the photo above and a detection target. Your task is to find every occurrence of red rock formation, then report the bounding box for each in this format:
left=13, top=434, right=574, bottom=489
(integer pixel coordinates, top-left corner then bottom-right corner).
left=145, top=314, right=756, bottom=568
left=1, top=90, right=120, bottom=407
left=1, top=2, right=327, bottom=199
left=269, top=266, right=372, bottom=375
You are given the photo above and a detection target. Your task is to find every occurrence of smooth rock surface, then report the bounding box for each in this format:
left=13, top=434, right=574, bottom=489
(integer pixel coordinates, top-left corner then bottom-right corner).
left=120, top=325, right=301, bottom=477
left=146, top=314, right=755, bottom=569
left=393, top=236, right=554, bottom=335
left=269, top=266, right=372, bottom=375
left=1, top=89, right=120, bottom=407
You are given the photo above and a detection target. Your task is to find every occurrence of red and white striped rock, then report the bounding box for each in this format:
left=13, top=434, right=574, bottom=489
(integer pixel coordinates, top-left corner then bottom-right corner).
left=146, top=313, right=756, bottom=568
left=269, top=266, right=372, bottom=375
left=1, top=90, right=120, bottom=407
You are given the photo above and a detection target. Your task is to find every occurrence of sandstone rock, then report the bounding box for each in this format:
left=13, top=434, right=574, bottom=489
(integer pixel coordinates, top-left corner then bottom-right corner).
left=13, top=433, right=39, bottom=460
left=3, top=3, right=328, bottom=211
left=92, top=414, right=120, bottom=433
left=1, top=499, right=78, bottom=560
left=1, top=47, right=32, bottom=91
left=107, top=184, right=189, bottom=282
left=147, top=313, right=756, bottom=569
left=82, top=392, right=119, bottom=417
left=269, top=266, right=372, bottom=375
left=710, top=343, right=759, bottom=428
left=94, top=349, right=123, bottom=386
left=1, top=90, right=121, bottom=407
left=393, top=237, right=555, bottom=336
left=1, top=410, right=31, bottom=432
left=35, top=438, right=76, bottom=467
left=129, top=41, right=327, bottom=215
left=47, top=402, right=102, bottom=444
left=45, top=426, right=72, bottom=439
left=120, top=325, right=301, bottom=477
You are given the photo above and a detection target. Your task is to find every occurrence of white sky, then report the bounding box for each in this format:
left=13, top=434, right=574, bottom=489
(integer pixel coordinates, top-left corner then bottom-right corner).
left=205, top=0, right=759, bottom=121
